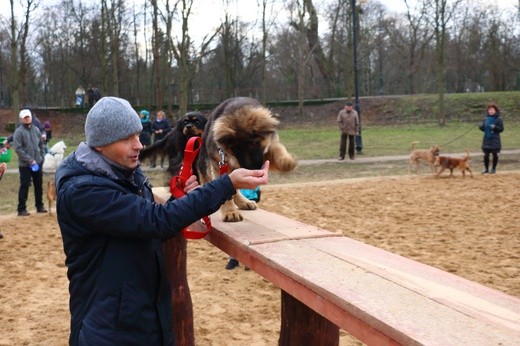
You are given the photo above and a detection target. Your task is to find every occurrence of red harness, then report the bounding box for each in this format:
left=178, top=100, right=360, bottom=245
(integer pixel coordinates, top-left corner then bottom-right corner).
left=169, top=137, right=212, bottom=239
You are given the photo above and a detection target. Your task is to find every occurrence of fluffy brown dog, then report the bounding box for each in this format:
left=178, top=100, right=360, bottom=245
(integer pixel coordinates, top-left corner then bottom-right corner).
left=197, top=97, right=297, bottom=222
left=47, top=180, right=57, bottom=213
left=409, top=141, right=440, bottom=173
left=140, top=112, right=207, bottom=177
left=434, top=149, right=473, bottom=178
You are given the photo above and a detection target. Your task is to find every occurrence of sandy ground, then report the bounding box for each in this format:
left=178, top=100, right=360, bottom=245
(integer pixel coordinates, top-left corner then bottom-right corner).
left=1, top=172, right=519, bottom=345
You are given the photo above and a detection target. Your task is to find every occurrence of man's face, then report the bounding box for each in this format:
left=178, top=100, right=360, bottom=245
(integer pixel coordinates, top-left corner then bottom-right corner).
left=345, top=105, right=353, bottom=111
left=21, top=116, right=32, bottom=125
left=96, top=133, right=143, bottom=169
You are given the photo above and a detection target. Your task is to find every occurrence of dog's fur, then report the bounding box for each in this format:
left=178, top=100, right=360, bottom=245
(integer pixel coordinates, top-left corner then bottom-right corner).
left=196, top=97, right=297, bottom=222
left=47, top=180, right=57, bottom=213
left=409, top=141, right=440, bottom=174
left=140, top=112, right=207, bottom=177
left=43, top=140, right=67, bottom=173
left=0, top=162, right=6, bottom=181
left=434, top=149, right=473, bottom=178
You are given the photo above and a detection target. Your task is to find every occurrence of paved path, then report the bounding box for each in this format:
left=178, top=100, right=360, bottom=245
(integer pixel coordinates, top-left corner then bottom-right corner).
left=297, top=149, right=520, bottom=166
left=3, top=149, right=520, bottom=174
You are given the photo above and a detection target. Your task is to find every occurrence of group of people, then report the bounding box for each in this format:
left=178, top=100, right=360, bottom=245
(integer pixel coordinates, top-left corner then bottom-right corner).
left=138, top=109, right=171, bottom=167
left=336, top=101, right=505, bottom=174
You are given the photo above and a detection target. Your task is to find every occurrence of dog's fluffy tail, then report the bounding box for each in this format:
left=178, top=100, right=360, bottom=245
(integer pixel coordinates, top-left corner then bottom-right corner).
left=464, top=149, right=471, bottom=160
left=411, top=141, right=419, bottom=150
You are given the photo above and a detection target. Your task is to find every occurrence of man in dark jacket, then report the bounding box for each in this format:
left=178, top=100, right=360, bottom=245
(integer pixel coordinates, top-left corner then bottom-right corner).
left=13, top=109, right=47, bottom=216
left=151, top=110, right=171, bottom=168
left=55, top=96, right=269, bottom=345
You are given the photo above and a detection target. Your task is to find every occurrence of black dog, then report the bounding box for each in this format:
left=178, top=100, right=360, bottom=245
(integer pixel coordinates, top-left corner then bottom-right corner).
left=140, top=112, right=207, bottom=177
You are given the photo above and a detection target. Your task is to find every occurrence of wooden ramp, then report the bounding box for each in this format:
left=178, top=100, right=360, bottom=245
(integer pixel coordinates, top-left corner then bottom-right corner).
left=207, top=209, right=520, bottom=345
left=154, top=188, right=520, bottom=345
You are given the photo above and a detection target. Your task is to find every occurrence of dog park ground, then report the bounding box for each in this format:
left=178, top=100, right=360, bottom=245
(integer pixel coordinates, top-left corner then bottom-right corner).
left=1, top=170, right=519, bottom=345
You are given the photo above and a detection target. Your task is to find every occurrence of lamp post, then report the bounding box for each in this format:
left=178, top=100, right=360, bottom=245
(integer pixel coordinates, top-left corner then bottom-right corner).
left=351, top=0, right=362, bottom=153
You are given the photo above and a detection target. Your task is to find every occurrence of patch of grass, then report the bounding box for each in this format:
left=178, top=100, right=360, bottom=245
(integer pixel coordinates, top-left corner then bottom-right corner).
left=280, top=121, right=520, bottom=159
left=1, top=120, right=519, bottom=216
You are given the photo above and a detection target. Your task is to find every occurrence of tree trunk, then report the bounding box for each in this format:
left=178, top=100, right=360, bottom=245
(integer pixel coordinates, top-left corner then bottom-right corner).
left=9, top=0, right=20, bottom=121
left=151, top=0, right=163, bottom=109
left=303, top=0, right=334, bottom=95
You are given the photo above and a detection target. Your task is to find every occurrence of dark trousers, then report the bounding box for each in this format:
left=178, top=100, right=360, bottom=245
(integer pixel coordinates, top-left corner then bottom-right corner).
left=18, top=166, right=44, bottom=212
left=483, top=150, right=498, bottom=170
left=150, top=153, right=165, bottom=168
left=339, top=133, right=355, bottom=159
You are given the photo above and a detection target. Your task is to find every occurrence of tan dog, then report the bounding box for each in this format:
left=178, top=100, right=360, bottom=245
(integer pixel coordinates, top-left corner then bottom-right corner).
left=197, top=97, right=297, bottom=222
left=434, top=150, right=473, bottom=178
left=409, top=141, right=440, bottom=173
left=47, top=181, right=57, bottom=213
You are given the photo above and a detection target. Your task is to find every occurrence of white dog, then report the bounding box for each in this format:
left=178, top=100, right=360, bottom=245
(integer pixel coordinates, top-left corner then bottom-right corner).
left=43, top=140, right=67, bottom=173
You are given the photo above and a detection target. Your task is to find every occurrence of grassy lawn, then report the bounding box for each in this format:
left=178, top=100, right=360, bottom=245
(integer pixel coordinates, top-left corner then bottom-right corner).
left=280, top=121, right=520, bottom=159
left=1, top=120, right=519, bottom=215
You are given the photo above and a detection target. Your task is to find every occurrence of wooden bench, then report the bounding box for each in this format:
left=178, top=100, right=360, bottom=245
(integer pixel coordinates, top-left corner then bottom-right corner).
left=206, top=209, right=520, bottom=345
left=154, top=188, right=520, bottom=345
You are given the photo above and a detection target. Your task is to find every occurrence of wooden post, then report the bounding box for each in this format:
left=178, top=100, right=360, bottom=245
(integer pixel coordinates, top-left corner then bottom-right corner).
left=162, top=234, right=195, bottom=346
left=279, top=290, right=339, bottom=345
left=155, top=192, right=194, bottom=346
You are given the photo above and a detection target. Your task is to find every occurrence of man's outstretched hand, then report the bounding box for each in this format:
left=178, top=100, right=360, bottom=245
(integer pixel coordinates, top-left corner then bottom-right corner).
left=229, top=161, right=270, bottom=190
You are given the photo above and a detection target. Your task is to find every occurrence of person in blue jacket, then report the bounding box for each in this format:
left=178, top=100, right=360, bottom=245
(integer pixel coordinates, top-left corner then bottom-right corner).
left=55, top=96, right=269, bottom=345
left=479, top=102, right=504, bottom=174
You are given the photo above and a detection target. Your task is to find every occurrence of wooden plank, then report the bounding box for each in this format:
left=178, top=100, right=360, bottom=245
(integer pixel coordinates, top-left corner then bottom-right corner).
left=205, top=208, right=520, bottom=346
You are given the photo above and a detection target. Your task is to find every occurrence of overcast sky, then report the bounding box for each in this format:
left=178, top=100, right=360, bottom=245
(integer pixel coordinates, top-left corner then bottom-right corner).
left=6, top=0, right=519, bottom=44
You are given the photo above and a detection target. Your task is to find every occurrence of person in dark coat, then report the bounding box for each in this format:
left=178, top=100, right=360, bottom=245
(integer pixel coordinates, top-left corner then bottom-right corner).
left=43, top=121, right=52, bottom=153
left=479, top=102, right=504, bottom=174
left=138, top=109, right=153, bottom=147
left=55, top=96, right=270, bottom=345
left=151, top=110, right=171, bottom=168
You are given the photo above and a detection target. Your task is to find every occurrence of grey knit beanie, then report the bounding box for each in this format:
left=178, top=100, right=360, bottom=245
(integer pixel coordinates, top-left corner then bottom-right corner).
left=85, top=96, right=143, bottom=147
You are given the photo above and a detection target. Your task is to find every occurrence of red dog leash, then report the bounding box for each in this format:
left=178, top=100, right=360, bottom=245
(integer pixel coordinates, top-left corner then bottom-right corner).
left=170, top=136, right=212, bottom=239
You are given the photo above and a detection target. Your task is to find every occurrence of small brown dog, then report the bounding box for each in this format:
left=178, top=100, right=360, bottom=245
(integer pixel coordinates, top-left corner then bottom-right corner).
left=47, top=181, right=57, bottom=213
left=409, top=141, right=440, bottom=173
left=434, top=149, right=473, bottom=178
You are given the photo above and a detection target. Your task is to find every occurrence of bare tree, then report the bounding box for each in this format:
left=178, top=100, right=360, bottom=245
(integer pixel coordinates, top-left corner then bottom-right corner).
left=288, top=0, right=315, bottom=116
left=9, top=0, right=19, bottom=121
left=150, top=0, right=163, bottom=108
left=425, top=0, right=463, bottom=126
left=164, top=0, right=218, bottom=115
left=289, top=0, right=335, bottom=95
left=400, top=0, right=432, bottom=94
left=9, top=0, right=39, bottom=120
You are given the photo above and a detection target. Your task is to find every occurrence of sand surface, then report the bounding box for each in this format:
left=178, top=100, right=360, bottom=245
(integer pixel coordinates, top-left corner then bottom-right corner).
left=1, top=172, right=519, bottom=345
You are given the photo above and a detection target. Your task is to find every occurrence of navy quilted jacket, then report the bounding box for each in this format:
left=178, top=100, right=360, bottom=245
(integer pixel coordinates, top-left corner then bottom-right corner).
left=56, top=143, right=234, bottom=345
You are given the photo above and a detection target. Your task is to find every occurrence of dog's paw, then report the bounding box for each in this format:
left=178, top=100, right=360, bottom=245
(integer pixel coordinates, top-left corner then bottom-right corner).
left=273, top=155, right=297, bottom=172
left=236, top=200, right=257, bottom=210
left=223, top=211, right=244, bottom=222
